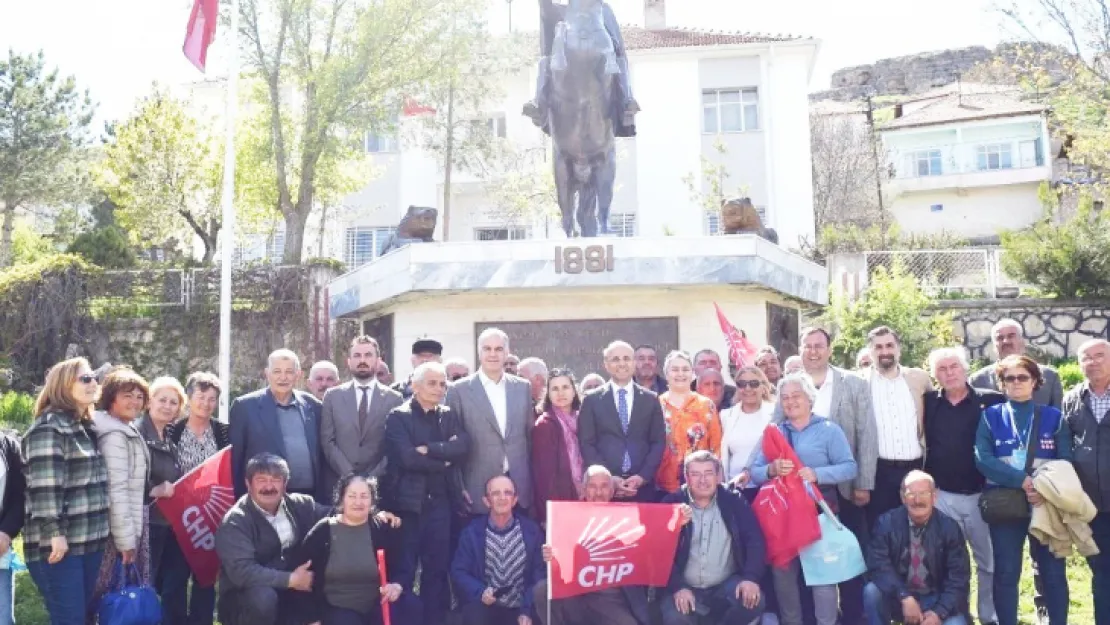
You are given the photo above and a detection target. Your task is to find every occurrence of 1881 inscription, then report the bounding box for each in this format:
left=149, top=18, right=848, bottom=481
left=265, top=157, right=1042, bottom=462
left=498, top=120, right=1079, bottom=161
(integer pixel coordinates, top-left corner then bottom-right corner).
left=475, top=318, right=679, bottom=379
left=554, top=245, right=615, bottom=274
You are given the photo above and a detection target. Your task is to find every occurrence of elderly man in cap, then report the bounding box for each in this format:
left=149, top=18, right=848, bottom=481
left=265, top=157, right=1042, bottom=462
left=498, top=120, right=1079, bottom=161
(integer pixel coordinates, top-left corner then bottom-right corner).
left=392, top=337, right=444, bottom=399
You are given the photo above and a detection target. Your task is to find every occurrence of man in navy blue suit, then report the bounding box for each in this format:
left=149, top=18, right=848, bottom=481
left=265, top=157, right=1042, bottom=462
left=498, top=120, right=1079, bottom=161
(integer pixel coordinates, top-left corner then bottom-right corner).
left=230, top=349, right=326, bottom=499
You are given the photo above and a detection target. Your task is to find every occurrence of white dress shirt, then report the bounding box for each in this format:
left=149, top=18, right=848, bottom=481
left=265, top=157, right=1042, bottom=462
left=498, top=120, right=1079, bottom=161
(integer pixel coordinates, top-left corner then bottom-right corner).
left=253, top=500, right=295, bottom=548
left=871, top=368, right=923, bottom=460
left=479, top=369, right=510, bottom=471
left=813, top=370, right=835, bottom=418
left=611, top=380, right=635, bottom=417
left=354, top=380, right=377, bottom=412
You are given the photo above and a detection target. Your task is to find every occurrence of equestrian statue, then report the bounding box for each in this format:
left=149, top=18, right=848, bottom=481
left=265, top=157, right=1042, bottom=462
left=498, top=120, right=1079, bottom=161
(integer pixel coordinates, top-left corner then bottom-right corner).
left=523, top=0, right=640, bottom=237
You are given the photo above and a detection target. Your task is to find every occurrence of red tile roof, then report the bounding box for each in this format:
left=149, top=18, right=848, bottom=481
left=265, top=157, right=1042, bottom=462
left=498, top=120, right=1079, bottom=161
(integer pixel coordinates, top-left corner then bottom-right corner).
left=622, top=26, right=807, bottom=51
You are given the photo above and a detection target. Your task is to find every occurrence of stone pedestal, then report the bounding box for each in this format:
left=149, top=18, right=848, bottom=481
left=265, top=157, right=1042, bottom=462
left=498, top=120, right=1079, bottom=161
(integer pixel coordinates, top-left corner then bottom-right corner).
left=328, top=235, right=827, bottom=379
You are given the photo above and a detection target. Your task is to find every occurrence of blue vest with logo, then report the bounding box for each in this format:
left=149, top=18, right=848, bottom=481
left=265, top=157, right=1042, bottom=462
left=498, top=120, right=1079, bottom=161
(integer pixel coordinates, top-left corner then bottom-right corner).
left=981, top=402, right=1064, bottom=485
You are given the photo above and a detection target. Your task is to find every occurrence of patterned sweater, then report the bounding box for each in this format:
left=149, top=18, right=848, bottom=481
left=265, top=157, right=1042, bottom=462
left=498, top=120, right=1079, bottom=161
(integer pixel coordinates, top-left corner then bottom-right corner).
left=484, top=517, right=527, bottom=608
left=21, top=410, right=110, bottom=562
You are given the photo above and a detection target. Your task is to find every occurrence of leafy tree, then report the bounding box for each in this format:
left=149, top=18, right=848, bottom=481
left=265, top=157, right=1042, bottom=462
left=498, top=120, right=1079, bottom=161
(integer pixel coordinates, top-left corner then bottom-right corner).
left=810, top=110, right=885, bottom=231
left=820, top=262, right=956, bottom=370
left=11, top=221, right=57, bottom=265
left=483, top=144, right=560, bottom=233
left=682, top=138, right=751, bottom=220
left=1000, top=193, right=1110, bottom=298
left=0, top=50, right=95, bottom=266
left=67, top=225, right=136, bottom=269
left=97, top=89, right=225, bottom=263
left=238, top=0, right=488, bottom=262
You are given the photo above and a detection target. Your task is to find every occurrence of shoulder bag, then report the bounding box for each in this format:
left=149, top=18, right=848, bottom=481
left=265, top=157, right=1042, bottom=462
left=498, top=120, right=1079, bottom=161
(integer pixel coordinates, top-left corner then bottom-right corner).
left=978, top=405, right=1040, bottom=525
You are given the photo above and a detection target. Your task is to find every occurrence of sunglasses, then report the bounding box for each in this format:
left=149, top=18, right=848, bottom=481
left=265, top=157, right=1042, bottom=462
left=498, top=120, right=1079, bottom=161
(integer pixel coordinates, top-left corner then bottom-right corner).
left=1002, top=374, right=1032, bottom=384
left=450, top=373, right=466, bottom=381
left=78, top=374, right=98, bottom=385
left=737, top=380, right=763, bottom=389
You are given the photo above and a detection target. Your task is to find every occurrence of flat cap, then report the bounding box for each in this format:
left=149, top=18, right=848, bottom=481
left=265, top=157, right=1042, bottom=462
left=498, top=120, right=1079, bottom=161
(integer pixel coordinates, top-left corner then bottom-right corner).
left=411, top=337, right=443, bottom=355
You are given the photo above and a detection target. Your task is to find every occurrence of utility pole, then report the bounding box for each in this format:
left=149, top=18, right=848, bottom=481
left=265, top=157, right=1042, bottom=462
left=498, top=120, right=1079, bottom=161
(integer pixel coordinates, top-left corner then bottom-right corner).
left=506, top=0, right=514, bottom=32
left=864, top=94, right=888, bottom=246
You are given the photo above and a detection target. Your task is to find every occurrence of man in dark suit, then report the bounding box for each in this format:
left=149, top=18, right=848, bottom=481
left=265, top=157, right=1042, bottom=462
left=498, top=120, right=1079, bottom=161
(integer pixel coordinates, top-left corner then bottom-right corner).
left=320, top=335, right=404, bottom=490
left=577, top=340, right=666, bottom=502
left=230, top=349, right=325, bottom=499
left=446, top=327, right=535, bottom=515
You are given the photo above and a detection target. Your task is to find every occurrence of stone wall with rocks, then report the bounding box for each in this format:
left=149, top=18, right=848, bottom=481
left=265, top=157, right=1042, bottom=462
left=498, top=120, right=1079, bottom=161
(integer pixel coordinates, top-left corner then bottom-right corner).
left=939, top=299, right=1110, bottom=361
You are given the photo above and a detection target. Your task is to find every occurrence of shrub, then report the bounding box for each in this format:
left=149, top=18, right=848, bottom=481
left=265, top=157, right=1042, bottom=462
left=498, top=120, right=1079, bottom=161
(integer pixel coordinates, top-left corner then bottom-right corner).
left=1056, top=360, right=1084, bottom=391
left=0, top=392, right=35, bottom=429
left=821, top=262, right=957, bottom=370
left=1000, top=195, right=1110, bottom=299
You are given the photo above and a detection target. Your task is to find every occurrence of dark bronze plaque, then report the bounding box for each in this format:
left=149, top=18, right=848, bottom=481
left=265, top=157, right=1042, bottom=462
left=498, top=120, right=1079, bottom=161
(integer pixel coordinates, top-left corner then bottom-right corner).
left=766, top=303, right=799, bottom=359
left=363, top=313, right=395, bottom=370
left=475, top=318, right=679, bottom=380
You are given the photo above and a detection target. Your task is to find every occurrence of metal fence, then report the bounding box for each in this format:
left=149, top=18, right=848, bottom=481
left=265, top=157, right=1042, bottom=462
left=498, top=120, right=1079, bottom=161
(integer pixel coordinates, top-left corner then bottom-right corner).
left=830, top=248, right=1029, bottom=300
left=88, top=265, right=311, bottom=312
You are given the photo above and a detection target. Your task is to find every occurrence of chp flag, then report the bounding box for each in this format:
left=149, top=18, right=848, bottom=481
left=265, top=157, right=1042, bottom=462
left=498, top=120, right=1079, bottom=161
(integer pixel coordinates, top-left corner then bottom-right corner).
left=713, top=302, right=759, bottom=368
left=156, top=447, right=236, bottom=586
left=547, top=501, right=683, bottom=599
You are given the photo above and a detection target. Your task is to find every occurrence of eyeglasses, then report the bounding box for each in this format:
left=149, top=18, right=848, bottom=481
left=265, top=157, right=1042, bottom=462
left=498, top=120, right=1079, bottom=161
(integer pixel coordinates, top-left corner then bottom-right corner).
left=78, top=374, right=98, bottom=385
left=1002, top=374, right=1032, bottom=384
left=903, top=490, right=933, bottom=500
left=737, top=380, right=763, bottom=389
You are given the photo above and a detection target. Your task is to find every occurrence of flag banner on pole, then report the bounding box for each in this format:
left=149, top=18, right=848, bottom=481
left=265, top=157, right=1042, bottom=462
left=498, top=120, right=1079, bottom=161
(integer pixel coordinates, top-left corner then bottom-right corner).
left=714, top=302, right=759, bottom=368
left=402, top=96, right=436, bottom=116
left=547, top=501, right=683, bottom=599
left=183, top=0, right=219, bottom=72
left=155, top=447, right=235, bottom=586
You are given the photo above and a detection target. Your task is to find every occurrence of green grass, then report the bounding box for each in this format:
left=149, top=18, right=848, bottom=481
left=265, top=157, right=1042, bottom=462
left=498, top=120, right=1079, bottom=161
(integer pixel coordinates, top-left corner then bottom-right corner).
left=9, top=541, right=1097, bottom=625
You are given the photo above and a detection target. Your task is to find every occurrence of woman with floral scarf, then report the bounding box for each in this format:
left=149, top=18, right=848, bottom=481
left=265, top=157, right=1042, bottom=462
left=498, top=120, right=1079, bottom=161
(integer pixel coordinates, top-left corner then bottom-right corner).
left=657, top=351, right=722, bottom=495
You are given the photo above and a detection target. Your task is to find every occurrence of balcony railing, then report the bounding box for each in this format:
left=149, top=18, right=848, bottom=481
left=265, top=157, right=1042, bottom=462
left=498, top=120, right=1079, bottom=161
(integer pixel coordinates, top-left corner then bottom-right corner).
left=887, top=136, right=1047, bottom=180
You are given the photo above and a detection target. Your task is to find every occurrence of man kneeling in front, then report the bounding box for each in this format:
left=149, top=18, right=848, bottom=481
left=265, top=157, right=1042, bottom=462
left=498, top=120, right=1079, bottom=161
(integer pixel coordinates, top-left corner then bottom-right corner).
left=215, top=453, right=331, bottom=625
left=865, top=470, right=971, bottom=625
left=452, top=475, right=546, bottom=625
left=662, top=450, right=767, bottom=625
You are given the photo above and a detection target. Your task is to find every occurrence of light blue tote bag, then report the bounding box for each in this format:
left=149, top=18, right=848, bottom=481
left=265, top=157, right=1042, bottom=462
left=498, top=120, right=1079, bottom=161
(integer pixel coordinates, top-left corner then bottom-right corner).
left=799, top=491, right=867, bottom=586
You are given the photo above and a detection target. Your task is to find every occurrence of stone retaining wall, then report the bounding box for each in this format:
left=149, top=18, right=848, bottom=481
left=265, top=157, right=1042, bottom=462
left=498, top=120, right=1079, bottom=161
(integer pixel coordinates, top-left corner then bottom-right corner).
left=938, top=299, right=1110, bottom=360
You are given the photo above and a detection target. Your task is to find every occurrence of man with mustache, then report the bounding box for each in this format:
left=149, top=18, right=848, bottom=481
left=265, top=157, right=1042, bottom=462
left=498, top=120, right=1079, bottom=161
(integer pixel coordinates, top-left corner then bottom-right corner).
left=306, top=361, right=340, bottom=401
left=864, top=470, right=971, bottom=625
left=320, top=335, right=404, bottom=492
left=861, top=326, right=931, bottom=525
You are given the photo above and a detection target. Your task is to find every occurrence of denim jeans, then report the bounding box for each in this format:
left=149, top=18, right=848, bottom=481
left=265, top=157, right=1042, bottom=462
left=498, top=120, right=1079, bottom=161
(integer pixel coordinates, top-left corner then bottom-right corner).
left=661, top=574, right=767, bottom=625
left=0, top=567, right=13, bottom=625
left=1087, top=512, right=1110, bottom=625
left=150, top=523, right=216, bottom=625
left=862, top=582, right=967, bottom=625
left=989, top=520, right=1068, bottom=625
left=26, top=550, right=104, bottom=625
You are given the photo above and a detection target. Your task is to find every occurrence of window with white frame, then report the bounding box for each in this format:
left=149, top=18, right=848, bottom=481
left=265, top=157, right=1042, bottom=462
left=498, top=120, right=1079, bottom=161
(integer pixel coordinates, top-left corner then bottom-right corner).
left=344, top=226, right=397, bottom=268
left=702, top=88, right=759, bottom=133
left=908, top=149, right=943, bottom=177
left=486, top=114, right=507, bottom=139
left=977, top=143, right=1013, bottom=171
left=475, top=227, right=529, bottom=241
left=266, top=228, right=285, bottom=261
left=364, top=130, right=398, bottom=153
left=705, top=205, right=766, bottom=235
left=608, top=213, right=636, bottom=237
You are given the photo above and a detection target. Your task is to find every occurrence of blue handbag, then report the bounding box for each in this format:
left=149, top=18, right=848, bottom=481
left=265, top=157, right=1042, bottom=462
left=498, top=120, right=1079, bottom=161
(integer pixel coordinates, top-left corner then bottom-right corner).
left=798, top=486, right=867, bottom=587
left=97, top=561, right=162, bottom=625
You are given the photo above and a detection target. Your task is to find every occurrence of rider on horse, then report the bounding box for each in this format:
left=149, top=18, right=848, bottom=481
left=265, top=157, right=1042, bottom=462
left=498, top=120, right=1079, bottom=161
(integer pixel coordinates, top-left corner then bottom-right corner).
left=522, top=0, right=640, bottom=138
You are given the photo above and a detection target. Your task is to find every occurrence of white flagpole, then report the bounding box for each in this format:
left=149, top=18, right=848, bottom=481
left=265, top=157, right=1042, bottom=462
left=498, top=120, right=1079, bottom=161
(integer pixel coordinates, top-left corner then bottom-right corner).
left=218, top=0, right=240, bottom=422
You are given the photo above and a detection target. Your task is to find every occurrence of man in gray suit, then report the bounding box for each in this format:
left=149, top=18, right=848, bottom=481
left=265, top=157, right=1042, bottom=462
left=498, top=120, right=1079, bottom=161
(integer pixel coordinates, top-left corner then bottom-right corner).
left=782, top=326, right=877, bottom=625
left=970, top=318, right=1063, bottom=408
left=446, top=327, right=535, bottom=516
left=320, top=335, right=404, bottom=489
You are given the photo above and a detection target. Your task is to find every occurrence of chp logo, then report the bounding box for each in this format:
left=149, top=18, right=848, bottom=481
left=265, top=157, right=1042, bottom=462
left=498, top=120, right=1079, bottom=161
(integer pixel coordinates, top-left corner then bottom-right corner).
left=574, top=516, right=646, bottom=588
left=181, top=485, right=235, bottom=551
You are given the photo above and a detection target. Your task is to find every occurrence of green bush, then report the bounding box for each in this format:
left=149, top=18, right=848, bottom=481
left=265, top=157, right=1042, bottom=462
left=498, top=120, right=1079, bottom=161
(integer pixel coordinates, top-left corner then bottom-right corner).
left=821, top=262, right=957, bottom=370
left=0, top=392, right=35, bottom=429
left=1056, top=360, right=1084, bottom=391
left=1000, top=194, right=1110, bottom=299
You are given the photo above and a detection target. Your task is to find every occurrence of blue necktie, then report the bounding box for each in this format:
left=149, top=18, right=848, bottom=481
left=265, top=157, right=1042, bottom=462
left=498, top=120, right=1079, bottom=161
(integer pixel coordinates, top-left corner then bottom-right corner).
left=618, top=388, right=631, bottom=473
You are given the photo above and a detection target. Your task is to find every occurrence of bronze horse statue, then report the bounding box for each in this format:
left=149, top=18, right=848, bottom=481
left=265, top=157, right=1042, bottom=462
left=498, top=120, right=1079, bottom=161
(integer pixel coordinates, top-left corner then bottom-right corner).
left=526, top=0, right=637, bottom=237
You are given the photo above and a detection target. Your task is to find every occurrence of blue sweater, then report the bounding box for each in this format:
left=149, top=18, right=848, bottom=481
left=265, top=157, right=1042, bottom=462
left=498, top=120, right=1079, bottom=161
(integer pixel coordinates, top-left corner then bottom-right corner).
left=750, top=415, right=858, bottom=486
left=974, top=400, right=1072, bottom=489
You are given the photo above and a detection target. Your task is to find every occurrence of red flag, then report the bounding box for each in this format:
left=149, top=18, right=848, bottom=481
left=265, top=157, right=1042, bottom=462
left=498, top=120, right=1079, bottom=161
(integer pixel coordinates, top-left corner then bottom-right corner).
left=713, top=302, right=759, bottom=368
left=183, top=0, right=219, bottom=72
left=155, top=447, right=236, bottom=586
left=547, top=501, right=683, bottom=599
left=402, top=97, right=436, bottom=116
left=752, top=425, right=822, bottom=567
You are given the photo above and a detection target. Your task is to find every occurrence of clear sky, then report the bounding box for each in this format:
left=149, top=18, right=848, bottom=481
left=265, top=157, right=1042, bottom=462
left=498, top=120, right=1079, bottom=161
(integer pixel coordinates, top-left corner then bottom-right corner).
left=0, top=0, right=1010, bottom=126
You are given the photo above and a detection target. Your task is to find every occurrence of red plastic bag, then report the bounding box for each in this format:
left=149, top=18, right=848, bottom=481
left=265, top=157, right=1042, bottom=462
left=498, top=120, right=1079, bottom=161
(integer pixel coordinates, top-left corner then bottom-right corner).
left=752, top=425, right=823, bottom=568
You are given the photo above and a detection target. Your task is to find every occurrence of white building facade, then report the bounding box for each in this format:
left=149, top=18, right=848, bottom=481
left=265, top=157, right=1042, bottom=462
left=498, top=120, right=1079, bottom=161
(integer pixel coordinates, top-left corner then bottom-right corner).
left=880, top=86, right=1052, bottom=239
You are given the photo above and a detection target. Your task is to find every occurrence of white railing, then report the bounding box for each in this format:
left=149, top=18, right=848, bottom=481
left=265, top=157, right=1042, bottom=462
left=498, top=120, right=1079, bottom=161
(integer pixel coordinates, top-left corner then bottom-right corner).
left=828, top=248, right=1030, bottom=300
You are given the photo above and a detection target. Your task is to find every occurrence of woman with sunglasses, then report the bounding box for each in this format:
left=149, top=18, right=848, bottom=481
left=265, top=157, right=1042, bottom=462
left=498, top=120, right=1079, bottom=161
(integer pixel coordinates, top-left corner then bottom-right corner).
left=655, top=350, right=721, bottom=496
left=22, top=358, right=111, bottom=625
left=720, top=366, right=775, bottom=502
left=975, top=354, right=1072, bottom=625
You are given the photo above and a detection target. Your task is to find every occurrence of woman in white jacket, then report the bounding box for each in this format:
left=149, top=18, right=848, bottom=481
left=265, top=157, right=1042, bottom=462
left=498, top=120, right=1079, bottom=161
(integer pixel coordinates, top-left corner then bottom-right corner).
left=91, top=367, right=152, bottom=596
left=720, top=366, right=776, bottom=503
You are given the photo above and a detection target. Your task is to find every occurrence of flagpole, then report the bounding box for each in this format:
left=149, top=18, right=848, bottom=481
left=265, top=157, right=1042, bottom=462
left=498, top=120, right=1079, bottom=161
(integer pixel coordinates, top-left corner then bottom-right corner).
left=218, top=0, right=239, bottom=422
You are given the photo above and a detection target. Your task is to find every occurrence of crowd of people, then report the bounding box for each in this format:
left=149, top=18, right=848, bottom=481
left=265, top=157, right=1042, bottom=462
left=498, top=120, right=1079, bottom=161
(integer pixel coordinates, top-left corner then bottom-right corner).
left=2, top=319, right=1109, bottom=625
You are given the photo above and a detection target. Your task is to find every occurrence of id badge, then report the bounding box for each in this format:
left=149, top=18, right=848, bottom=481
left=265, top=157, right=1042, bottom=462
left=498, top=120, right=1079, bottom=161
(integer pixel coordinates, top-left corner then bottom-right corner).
left=1008, top=448, right=1028, bottom=469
